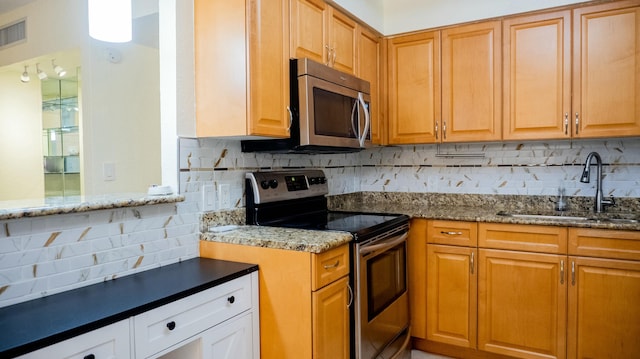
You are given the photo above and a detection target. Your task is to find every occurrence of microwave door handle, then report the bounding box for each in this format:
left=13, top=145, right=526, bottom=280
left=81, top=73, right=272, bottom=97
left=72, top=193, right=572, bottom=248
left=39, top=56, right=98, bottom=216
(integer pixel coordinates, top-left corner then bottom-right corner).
left=357, top=92, right=370, bottom=147
left=351, top=98, right=359, bottom=139
left=359, top=233, right=408, bottom=256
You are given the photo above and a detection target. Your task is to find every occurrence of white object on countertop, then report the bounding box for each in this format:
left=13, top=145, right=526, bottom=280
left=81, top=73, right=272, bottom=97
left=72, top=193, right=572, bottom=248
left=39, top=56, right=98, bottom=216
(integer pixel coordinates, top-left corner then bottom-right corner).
left=147, top=185, right=173, bottom=196
left=209, top=225, right=239, bottom=233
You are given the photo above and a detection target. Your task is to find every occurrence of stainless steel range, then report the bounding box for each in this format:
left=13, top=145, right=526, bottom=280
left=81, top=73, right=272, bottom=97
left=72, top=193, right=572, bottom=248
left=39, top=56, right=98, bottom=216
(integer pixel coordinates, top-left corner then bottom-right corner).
left=245, top=169, right=411, bottom=359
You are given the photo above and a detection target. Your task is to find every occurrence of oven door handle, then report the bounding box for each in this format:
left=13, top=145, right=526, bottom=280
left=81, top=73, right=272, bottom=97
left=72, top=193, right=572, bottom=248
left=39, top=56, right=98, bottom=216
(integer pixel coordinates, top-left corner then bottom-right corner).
left=359, top=233, right=408, bottom=256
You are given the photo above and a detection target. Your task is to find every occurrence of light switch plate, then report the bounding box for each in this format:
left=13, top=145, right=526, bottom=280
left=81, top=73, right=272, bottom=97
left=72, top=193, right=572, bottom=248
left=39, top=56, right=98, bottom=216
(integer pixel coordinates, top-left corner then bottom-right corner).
left=203, top=185, right=215, bottom=211
left=218, top=184, right=231, bottom=209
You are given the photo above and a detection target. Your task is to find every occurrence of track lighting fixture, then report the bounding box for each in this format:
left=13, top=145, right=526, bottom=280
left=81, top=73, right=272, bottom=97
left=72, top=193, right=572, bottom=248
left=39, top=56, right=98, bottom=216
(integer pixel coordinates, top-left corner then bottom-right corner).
left=20, top=66, right=30, bottom=83
left=36, top=63, right=48, bottom=80
left=52, top=59, right=66, bottom=77
left=88, top=0, right=132, bottom=43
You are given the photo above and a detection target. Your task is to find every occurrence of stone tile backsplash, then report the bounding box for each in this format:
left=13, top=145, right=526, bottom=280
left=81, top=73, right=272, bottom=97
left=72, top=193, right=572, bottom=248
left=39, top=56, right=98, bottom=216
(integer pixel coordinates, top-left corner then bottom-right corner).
left=180, top=137, right=640, bottom=213
left=1, top=136, right=638, bottom=308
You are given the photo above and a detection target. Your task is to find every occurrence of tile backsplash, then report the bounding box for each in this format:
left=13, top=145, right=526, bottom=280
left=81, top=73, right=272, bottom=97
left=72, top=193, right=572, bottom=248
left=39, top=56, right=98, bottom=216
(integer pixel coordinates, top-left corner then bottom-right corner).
left=180, top=137, right=640, bottom=212
left=1, top=136, right=638, bottom=307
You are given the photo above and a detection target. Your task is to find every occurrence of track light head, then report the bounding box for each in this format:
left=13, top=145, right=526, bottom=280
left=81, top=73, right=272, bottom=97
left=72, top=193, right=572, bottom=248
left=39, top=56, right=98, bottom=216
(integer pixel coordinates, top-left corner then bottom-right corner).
left=36, top=63, right=48, bottom=80
left=52, top=59, right=66, bottom=77
left=20, top=66, right=30, bottom=83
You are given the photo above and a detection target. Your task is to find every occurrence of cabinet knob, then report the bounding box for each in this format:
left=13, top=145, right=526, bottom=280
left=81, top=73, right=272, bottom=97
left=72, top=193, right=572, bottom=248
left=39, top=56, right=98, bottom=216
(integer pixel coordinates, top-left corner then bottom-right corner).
left=227, top=296, right=235, bottom=304
left=84, top=355, right=95, bottom=359
left=166, top=321, right=176, bottom=331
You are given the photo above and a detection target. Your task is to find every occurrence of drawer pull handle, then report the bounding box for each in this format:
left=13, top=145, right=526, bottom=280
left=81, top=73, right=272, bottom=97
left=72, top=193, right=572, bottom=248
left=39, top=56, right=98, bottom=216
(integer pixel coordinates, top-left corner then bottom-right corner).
left=228, top=296, right=235, bottom=304
left=84, top=355, right=95, bottom=359
left=166, top=321, right=176, bottom=331
left=441, top=231, right=462, bottom=236
left=323, top=260, right=340, bottom=269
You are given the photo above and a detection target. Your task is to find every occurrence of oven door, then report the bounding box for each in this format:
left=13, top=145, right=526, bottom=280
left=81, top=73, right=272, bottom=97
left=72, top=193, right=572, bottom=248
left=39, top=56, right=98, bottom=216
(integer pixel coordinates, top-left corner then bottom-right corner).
left=356, top=232, right=410, bottom=359
left=298, top=74, right=371, bottom=149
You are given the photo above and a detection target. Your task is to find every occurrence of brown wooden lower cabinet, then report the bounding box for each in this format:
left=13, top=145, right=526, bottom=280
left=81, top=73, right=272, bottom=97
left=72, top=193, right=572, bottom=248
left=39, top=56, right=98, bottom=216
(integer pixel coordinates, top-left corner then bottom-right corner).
left=200, top=241, right=350, bottom=359
left=411, top=221, right=640, bottom=359
left=478, top=249, right=566, bottom=359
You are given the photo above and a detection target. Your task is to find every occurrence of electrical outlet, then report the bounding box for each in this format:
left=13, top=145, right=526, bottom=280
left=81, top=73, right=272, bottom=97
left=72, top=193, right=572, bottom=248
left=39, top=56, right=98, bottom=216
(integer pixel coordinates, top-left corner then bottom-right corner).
left=218, top=184, right=231, bottom=209
left=203, top=185, right=215, bottom=211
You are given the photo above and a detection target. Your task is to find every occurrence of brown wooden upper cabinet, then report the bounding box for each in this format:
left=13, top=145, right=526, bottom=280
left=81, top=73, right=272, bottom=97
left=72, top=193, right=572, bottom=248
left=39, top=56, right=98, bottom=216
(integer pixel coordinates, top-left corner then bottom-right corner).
left=192, top=0, right=290, bottom=138
left=387, top=21, right=502, bottom=144
left=442, top=21, right=503, bottom=143
left=387, top=31, right=441, bottom=144
left=504, top=1, right=640, bottom=140
left=290, top=0, right=358, bottom=75
left=357, top=26, right=384, bottom=144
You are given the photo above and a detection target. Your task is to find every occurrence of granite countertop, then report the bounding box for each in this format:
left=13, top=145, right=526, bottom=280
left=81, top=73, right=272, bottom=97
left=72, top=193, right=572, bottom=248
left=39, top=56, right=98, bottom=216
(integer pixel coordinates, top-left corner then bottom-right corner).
left=0, top=193, right=185, bottom=220
left=0, top=258, right=258, bottom=358
left=199, top=193, right=639, bottom=255
left=202, top=225, right=354, bottom=253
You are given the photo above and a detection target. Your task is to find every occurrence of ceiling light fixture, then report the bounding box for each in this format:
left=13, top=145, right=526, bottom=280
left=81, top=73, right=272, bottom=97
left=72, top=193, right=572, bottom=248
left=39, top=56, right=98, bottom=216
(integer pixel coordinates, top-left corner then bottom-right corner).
left=20, top=66, right=29, bottom=83
left=88, top=0, right=132, bottom=43
left=52, top=59, right=66, bottom=77
left=36, top=63, right=48, bottom=80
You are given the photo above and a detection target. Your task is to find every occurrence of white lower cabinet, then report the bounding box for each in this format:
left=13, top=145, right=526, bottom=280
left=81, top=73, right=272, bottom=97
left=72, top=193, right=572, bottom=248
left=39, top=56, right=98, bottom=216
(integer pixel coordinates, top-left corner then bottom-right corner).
left=19, top=272, right=259, bottom=359
left=18, top=319, right=131, bottom=359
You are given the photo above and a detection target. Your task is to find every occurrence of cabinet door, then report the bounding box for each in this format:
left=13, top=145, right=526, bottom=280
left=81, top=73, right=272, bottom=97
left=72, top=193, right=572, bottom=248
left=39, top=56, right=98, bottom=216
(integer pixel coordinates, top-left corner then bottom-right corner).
left=387, top=31, right=441, bottom=144
left=201, top=312, right=256, bottom=359
left=329, top=8, right=357, bottom=74
left=426, top=244, right=477, bottom=348
left=312, top=276, right=350, bottom=359
left=503, top=11, right=572, bottom=140
left=358, top=26, right=383, bottom=144
left=248, top=0, right=291, bottom=137
left=573, top=2, right=640, bottom=138
left=194, top=0, right=289, bottom=137
left=478, top=249, right=566, bottom=359
left=568, top=256, right=640, bottom=359
left=290, top=0, right=328, bottom=64
left=442, top=21, right=502, bottom=142
left=18, top=319, right=130, bottom=359
left=408, top=219, right=428, bottom=339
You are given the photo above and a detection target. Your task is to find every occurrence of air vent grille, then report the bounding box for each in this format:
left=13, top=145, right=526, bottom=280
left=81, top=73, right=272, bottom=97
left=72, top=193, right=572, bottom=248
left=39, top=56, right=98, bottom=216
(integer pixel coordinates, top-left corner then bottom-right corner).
left=0, top=19, right=26, bottom=49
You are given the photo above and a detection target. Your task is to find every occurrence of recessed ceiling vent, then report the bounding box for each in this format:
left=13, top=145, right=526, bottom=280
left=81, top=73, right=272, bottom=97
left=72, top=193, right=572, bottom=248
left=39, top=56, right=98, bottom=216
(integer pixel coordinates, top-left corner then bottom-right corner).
left=0, top=19, right=26, bottom=49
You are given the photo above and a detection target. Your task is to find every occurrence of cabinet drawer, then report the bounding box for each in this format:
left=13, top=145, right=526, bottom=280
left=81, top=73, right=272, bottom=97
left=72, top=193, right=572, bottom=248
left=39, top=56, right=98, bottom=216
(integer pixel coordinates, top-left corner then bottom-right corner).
left=428, top=220, right=477, bottom=246
left=19, top=319, right=130, bottom=359
left=134, top=274, right=252, bottom=358
left=569, top=228, right=640, bottom=261
left=478, top=223, right=567, bottom=254
left=312, top=244, right=350, bottom=290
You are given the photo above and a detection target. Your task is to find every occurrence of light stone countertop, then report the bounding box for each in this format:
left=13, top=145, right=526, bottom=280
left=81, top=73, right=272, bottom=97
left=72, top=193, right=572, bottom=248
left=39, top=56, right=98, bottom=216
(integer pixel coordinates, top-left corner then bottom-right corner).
left=0, top=193, right=185, bottom=220
left=201, top=225, right=353, bottom=253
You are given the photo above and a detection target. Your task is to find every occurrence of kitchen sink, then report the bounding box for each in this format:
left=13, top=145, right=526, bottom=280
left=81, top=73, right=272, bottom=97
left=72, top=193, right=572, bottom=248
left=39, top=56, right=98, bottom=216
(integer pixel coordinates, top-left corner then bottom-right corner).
left=496, top=211, right=639, bottom=224
left=496, top=211, right=593, bottom=222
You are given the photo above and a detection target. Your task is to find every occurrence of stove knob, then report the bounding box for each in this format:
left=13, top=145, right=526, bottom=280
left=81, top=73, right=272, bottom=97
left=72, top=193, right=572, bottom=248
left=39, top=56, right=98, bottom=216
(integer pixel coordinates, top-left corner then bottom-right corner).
left=309, top=177, right=317, bottom=185
left=260, top=180, right=270, bottom=189
left=320, top=177, right=326, bottom=184
left=269, top=179, right=278, bottom=189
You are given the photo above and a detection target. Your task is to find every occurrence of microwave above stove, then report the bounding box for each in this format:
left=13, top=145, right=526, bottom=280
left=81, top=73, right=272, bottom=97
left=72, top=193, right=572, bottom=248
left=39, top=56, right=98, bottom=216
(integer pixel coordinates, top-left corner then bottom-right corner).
left=241, top=58, right=371, bottom=154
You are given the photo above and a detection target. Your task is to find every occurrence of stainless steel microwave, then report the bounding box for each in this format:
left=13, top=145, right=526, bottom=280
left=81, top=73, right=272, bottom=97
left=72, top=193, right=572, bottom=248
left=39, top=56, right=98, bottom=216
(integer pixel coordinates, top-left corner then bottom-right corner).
left=241, top=58, right=371, bottom=153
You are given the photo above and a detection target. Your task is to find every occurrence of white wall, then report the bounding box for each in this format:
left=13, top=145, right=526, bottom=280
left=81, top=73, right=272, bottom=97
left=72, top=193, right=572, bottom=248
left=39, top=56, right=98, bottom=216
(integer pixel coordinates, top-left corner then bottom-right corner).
left=333, top=0, right=593, bottom=34
left=0, top=71, right=44, bottom=200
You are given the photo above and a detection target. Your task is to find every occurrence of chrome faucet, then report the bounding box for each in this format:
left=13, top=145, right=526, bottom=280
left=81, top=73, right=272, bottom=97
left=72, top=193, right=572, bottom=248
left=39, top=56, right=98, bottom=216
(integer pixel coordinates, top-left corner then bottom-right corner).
left=579, top=152, right=615, bottom=213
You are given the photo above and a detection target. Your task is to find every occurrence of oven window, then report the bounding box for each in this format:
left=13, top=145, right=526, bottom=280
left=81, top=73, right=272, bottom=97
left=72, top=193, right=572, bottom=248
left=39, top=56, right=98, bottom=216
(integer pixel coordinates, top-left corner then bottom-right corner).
left=313, top=88, right=358, bottom=138
left=366, top=242, right=407, bottom=321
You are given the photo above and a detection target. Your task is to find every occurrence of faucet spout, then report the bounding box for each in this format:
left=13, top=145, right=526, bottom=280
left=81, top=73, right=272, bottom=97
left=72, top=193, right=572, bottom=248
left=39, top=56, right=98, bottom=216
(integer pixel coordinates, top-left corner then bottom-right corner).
left=580, top=152, right=615, bottom=213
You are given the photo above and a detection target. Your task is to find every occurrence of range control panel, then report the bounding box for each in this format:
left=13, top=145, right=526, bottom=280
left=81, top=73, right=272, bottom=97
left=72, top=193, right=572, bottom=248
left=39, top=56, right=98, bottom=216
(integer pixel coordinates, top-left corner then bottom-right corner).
left=246, top=170, right=328, bottom=204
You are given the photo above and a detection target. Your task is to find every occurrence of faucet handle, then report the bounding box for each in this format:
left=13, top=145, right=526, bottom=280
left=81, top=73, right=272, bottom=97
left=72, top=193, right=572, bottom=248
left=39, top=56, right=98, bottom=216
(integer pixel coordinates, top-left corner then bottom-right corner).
left=602, top=196, right=616, bottom=208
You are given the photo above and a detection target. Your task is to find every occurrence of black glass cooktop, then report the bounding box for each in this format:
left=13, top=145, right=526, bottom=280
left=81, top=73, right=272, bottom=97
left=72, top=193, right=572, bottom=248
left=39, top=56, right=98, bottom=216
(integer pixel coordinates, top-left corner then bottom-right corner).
left=266, top=211, right=409, bottom=242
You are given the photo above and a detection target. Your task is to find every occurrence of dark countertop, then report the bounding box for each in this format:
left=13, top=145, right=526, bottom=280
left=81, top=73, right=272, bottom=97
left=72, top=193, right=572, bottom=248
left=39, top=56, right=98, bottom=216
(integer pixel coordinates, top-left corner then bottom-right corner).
left=0, top=258, right=258, bottom=358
